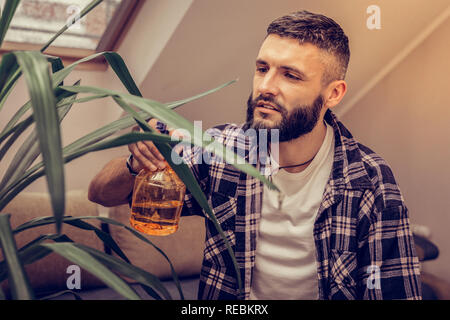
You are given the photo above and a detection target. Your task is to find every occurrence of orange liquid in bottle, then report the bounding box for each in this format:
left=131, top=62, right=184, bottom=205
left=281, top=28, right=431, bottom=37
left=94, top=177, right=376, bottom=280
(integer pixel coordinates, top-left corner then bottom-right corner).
left=130, top=165, right=185, bottom=236
left=130, top=200, right=183, bottom=236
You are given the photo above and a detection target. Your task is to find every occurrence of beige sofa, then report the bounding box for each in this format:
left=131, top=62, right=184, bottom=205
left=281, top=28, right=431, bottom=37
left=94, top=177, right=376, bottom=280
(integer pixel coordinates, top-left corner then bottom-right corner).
left=0, top=190, right=205, bottom=299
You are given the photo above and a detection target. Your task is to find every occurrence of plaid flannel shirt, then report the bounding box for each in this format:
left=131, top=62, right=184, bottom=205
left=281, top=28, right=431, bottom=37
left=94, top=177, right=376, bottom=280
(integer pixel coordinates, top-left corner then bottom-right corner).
left=180, top=109, right=422, bottom=300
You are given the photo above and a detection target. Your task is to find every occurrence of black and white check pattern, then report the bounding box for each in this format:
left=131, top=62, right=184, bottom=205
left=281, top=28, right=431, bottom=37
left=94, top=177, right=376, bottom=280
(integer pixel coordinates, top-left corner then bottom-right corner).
left=180, top=109, right=422, bottom=300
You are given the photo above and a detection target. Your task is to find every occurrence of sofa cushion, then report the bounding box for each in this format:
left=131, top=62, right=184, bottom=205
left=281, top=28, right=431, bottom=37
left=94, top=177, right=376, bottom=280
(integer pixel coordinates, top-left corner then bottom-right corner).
left=0, top=190, right=105, bottom=295
left=108, top=204, right=205, bottom=281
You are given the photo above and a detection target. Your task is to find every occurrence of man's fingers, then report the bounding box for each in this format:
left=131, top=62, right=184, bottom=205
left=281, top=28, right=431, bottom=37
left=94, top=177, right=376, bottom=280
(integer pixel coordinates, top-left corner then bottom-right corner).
left=130, top=141, right=166, bottom=171
left=138, top=140, right=165, bottom=162
left=131, top=144, right=158, bottom=172
left=147, top=142, right=165, bottom=161
left=126, top=118, right=170, bottom=173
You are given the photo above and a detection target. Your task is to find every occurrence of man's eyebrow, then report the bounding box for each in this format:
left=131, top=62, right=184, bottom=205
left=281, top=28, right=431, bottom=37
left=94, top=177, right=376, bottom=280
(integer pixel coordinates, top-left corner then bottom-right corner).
left=255, top=59, right=268, bottom=66
left=280, top=65, right=308, bottom=79
left=255, top=59, right=308, bottom=79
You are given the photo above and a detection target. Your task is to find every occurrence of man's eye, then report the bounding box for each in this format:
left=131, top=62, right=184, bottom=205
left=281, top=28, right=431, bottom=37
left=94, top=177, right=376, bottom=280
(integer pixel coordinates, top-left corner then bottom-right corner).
left=285, top=73, right=301, bottom=80
left=256, top=67, right=268, bottom=73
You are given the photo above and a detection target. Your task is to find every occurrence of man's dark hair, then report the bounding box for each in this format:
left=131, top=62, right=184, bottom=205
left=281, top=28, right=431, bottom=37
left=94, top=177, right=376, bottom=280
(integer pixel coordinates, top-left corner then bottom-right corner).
left=267, top=10, right=350, bottom=85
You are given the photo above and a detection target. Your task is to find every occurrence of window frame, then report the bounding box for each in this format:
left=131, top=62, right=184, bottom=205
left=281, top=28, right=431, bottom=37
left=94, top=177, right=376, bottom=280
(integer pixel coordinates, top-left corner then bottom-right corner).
left=0, top=0, right=143, bottom=71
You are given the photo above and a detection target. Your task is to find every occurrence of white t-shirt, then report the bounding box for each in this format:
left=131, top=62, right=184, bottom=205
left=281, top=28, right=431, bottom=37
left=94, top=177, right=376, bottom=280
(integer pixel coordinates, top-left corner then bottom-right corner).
left=250, top=123, right=335, bottom=300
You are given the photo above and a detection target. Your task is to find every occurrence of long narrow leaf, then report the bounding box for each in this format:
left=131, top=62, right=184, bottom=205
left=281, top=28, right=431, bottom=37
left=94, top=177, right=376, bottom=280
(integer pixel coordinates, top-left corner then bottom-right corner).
left=0, top=86, right=79, bottom=147
left=14, top=51, right=65, bottom=233
left=0, top=0, right=20, bottom=47
left=74, top=243, right=172, bottom=300
left=0, top=115, right=33, bottom=162
left=103, top=52, right=141, bottom=96
left=0, top=0, right=21, bottom=112
left=61, top=110, right=150, bottom=155
left=0, top=100, right=32, bottom=145
left=0, top=80, right=80, bottom=192
left=0, top=51, right=18, bottom=92
left=63, top=219, right=130, bottom=264
left=165, top=79, right=237, bottom=109
left=0, top=60, right=20, bottom=112
left=40, top=242, right=140, bottom=300
left=0, top=234, right=71, bottom=283
left=0, top=214, right=34, bottom=299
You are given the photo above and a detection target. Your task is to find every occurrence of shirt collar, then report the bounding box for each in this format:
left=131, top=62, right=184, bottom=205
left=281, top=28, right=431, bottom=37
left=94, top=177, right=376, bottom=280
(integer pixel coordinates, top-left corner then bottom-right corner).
left=324, top=109, right=375, bottom=192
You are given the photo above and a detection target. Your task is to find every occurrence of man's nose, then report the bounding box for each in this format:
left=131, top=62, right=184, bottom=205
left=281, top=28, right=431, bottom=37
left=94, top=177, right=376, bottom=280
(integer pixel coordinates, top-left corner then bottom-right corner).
left=257, top=71, right=280, bottom=97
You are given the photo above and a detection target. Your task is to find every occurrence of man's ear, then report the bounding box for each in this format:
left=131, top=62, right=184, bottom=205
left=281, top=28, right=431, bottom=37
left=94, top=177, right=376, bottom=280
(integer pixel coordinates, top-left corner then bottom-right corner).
left=323, top=80, right=347, bottom=109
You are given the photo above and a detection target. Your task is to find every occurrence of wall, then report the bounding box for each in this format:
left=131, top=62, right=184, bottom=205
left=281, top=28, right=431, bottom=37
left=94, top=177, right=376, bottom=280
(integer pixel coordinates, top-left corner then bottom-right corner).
left=341, top=19, right=450, bottom=281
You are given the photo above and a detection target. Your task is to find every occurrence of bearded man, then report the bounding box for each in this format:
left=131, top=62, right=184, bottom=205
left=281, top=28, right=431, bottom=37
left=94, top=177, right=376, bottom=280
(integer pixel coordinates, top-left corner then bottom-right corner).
left=88, top=11, right=422, bottom=300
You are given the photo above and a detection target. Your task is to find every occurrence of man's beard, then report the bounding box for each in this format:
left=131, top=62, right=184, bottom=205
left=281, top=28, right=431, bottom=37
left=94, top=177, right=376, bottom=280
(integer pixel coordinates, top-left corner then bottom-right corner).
left=244, top=93, right=324, bottom=142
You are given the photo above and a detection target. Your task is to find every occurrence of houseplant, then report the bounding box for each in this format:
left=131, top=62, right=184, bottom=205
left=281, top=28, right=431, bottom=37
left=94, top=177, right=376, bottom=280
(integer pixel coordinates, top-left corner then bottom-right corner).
left=0, top=0, right=277, bottom=300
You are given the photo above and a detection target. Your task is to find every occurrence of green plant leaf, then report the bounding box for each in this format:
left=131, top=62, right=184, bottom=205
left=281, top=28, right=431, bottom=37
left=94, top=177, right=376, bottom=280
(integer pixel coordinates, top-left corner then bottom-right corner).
left=0, top=115, right=33, bottom=162
left=40, top=242, right=141, bottom=300
left=0, top=85, right=79, bottom=147
left=0, top=233, right=71, bottom=284
left=45, top=54, right=65, bottom=86
left=0, top=80, right=80, bottom=192
left=165, top=79, right=237, bottom=109
left=0, top=0, right=20, bottom=47
left=0, top=0, right=21, bottom=112
left=63, top=218, right=130, bottom=264
left=13, top=51, right=65, bottom=234
left=103, top=52, right=141, bottom=96
left=0, top=52, right=18, bottom=92
left=73, top=243, right=172, bottom=300
left=0, top=214, right=34, bottom=300
left=0, top=59, right=20, bottom=113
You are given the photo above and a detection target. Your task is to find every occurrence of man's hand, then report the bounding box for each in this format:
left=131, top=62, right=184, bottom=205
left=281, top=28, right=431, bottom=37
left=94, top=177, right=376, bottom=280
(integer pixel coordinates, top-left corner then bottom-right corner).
left=128, top=118, right=169, bottom=172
